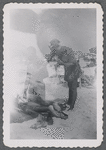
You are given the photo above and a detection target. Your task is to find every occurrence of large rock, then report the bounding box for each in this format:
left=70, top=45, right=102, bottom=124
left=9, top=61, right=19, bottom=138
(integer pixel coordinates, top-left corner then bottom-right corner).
left=46, top=62, right=65, bottom=77
left=43, top=62, right=68, bottom=103
left=43, top=77, right=68, bottom=103
left=27, top=81, right=45, bottom=102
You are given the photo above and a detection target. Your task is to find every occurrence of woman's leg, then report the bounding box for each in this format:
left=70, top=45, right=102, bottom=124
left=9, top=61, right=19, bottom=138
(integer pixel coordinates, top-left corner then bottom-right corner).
left=67, top=82, right=72, bottom=106
left=67, top=79, right=77, bottom=110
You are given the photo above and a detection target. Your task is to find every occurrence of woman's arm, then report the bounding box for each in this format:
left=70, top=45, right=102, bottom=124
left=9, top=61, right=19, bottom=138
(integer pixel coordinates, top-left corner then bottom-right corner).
left=57, top=58, right=75, bottom=67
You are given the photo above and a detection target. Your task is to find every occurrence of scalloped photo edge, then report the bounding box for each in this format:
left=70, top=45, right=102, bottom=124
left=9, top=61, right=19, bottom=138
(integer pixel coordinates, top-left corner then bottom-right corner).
left=3, top=3, right=103, bottom=148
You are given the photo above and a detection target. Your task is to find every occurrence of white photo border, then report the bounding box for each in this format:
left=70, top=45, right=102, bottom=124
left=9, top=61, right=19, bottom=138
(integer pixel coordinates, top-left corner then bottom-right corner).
left=3, top=3, right=103, bottom=148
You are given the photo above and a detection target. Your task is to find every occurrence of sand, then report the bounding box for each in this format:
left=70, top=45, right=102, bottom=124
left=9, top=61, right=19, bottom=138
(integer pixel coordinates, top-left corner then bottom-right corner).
left=10, top=87, right=97, bottom=139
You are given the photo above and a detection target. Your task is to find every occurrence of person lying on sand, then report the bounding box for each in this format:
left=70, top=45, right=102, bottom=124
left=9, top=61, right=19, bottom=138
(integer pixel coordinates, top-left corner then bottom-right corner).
left=18, top=91, right=68, bottom=121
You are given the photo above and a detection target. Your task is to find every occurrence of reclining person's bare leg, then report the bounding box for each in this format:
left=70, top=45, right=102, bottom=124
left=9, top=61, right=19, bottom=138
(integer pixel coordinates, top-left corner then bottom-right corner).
left=48, top=105, right=68, bottom=119
left=26, top=102, right=49, bottom=112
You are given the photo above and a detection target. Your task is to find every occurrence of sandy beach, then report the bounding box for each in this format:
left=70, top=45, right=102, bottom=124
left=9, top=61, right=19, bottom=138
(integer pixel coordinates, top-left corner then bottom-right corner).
left=10, top=86, right=96, bottom=139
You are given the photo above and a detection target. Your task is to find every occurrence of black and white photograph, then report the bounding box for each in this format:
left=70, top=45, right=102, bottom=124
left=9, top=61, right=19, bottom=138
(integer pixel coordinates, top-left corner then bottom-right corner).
left=3, top=3, right=103, bottom=148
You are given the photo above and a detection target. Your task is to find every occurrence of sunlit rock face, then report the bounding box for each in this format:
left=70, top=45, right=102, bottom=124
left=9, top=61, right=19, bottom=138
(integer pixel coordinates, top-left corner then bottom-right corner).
left=43, top=62, right=68, bottom=103
left=27, top=81, right=45, bottom=102
left=46, top=62, right=57, bottom=77
left=8, top=29, right=46, bottom=88
left=46, top=62, right=65, bottom=77
left=7, top=29, right=47, bottom=110
left=43, top=77, right=68, bottom=102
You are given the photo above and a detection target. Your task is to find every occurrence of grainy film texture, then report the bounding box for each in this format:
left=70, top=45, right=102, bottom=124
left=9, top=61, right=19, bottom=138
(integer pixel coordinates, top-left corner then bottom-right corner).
left=3, top=3, right=103, bottom=148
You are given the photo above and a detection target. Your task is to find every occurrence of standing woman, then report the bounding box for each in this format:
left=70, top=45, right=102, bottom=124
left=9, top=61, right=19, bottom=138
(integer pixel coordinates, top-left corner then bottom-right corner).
left=48, top=39, right=82, bottom=110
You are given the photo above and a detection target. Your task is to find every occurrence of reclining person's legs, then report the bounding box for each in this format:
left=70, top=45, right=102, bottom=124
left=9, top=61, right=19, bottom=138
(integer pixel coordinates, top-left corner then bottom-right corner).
left=48, top=105, right=68, bottom=119
left=26, top=101, right=49, bottom=112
